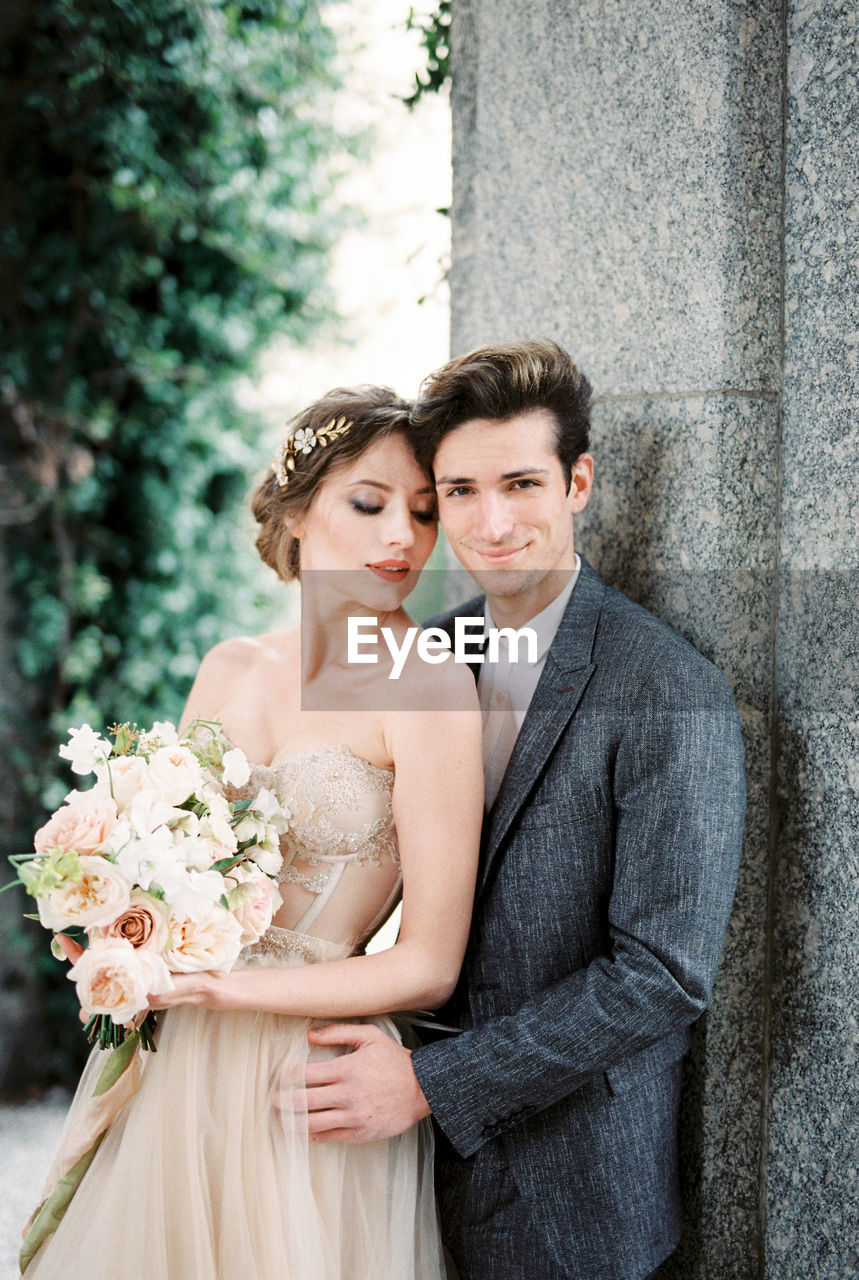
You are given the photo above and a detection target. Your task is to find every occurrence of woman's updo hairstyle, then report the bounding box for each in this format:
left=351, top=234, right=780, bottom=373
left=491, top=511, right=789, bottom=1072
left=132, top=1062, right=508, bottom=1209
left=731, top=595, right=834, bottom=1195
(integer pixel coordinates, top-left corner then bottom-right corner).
left=252, top=385, right=414, bottom=582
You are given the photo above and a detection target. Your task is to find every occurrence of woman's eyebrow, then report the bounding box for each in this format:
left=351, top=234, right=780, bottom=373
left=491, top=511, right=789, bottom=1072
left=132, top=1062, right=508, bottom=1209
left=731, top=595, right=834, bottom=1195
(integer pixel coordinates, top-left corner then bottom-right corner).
left=347, top=479, right=436, bottom=496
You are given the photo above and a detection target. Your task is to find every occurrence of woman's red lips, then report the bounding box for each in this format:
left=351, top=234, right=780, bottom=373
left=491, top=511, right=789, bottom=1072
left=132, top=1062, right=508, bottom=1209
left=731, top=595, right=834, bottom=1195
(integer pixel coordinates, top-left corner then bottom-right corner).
left=367, top=560, right=411, bottom=581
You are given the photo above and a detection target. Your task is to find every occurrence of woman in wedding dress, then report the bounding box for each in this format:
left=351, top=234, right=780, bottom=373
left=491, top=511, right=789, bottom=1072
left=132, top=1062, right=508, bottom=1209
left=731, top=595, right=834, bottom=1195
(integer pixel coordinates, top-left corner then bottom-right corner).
left=23, top=385, right=483, bottom=1279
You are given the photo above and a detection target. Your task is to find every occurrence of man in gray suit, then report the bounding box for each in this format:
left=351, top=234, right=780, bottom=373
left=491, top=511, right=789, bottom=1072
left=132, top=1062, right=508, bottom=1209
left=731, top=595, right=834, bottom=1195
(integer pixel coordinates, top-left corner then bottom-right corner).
left=304, top=340, right=746, bottom=1279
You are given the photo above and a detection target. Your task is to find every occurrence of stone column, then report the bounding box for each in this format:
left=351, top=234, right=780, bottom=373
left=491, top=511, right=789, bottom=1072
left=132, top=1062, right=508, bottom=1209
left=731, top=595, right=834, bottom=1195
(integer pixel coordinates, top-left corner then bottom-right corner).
left=448, top=0, right=857, bottom=1275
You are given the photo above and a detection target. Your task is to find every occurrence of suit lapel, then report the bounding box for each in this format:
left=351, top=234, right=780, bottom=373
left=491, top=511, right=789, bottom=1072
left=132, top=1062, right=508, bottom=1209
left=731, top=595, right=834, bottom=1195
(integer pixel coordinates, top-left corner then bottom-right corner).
left=479, top=560, right=606, bottom=894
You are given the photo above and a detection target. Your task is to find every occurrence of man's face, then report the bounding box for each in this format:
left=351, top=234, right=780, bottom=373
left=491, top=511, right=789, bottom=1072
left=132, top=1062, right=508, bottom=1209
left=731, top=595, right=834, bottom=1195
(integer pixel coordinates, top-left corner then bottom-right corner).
left=433, top=409, right=593, bottom=625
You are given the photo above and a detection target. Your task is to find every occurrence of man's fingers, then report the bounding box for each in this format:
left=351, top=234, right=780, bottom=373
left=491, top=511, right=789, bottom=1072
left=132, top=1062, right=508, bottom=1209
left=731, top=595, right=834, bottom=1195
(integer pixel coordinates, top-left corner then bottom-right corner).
left=275, top=1083, right=342, bottom=1115
left=302, top=1059, right=350, bottom=1088
left=307, top=1022, right=388, bottom=1049
left=305, top=1109, right=358, bottom=1137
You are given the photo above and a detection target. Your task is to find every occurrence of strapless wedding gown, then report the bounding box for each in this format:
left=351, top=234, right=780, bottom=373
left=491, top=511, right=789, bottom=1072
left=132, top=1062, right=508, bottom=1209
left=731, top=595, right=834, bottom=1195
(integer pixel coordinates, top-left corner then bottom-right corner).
left=23, top=746, right=447, bottom=1280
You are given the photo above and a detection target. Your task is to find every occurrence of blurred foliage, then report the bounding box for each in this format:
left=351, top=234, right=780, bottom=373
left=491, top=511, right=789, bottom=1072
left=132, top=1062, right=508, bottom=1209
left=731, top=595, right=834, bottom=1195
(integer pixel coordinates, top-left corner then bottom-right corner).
left=404, top=1, right=450, bottom=108
left=0, top=0, right=347, bottom=1090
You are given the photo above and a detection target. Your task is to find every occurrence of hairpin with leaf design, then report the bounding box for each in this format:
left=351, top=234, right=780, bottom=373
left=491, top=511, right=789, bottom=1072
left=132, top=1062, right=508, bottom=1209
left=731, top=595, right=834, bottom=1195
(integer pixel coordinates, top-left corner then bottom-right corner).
left=273, top=415, right=353, bottom=488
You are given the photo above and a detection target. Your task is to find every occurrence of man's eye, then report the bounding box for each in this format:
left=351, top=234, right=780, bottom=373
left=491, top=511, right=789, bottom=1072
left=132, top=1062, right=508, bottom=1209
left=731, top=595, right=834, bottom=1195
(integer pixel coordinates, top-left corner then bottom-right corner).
left=510, top=478, right=539, bottom=490
left=351, top=499, right=383, bottom=515
left=443, top=486, right=471, bottom=498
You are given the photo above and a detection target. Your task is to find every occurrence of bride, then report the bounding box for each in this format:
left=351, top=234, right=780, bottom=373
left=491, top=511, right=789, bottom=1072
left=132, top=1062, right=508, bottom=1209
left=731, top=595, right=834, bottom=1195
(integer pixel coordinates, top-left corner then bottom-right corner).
left=23, top=385, right=483, bottom=1279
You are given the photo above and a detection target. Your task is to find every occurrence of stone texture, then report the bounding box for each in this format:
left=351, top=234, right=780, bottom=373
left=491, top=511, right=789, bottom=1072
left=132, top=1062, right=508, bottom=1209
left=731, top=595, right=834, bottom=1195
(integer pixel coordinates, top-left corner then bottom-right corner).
left=577, top=394, right=776, bottom=1278
left=449, top=0, right=857, bottom=1273
left=451, top=0, right=784, bottom=394
left=765, top=4, right=859, bottom=1276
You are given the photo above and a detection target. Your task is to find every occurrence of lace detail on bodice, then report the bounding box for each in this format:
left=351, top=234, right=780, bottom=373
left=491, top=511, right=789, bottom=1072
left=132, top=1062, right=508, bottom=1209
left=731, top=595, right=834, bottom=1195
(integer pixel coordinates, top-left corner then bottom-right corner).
left=231, top=744, right=400, bottom=964
left=245, top=745, right=397, bottom=874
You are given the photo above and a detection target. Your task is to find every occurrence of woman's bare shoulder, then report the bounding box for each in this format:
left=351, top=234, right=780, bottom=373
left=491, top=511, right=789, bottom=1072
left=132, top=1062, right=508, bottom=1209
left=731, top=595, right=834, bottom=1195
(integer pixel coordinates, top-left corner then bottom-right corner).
left=200, top=627, right=298, bottom=674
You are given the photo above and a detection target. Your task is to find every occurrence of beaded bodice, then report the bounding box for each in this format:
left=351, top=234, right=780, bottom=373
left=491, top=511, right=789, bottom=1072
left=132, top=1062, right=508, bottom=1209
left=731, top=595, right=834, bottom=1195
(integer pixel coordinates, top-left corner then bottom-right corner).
left=235, top=745, right=399, bottom=968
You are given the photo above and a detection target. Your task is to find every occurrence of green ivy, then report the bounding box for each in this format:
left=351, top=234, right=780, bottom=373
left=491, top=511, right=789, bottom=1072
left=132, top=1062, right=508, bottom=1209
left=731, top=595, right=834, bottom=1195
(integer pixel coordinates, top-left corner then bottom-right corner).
left=0, top=0, right=348, bottom=1090
left=404, top=1, right=451, bottom=108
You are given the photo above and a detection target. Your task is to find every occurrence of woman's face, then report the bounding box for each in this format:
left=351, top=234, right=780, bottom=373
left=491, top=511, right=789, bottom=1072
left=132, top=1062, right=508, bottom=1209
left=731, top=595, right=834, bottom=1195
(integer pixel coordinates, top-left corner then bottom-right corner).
left=293, top=431, right=438, bottom=611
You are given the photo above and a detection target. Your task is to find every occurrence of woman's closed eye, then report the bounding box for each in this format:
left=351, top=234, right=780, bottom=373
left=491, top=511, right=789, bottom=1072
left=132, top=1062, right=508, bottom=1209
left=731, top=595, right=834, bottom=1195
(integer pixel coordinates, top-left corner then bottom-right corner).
left=350, top=498, right=436, bottom=524
left=351, top=498, right=383, bottom=516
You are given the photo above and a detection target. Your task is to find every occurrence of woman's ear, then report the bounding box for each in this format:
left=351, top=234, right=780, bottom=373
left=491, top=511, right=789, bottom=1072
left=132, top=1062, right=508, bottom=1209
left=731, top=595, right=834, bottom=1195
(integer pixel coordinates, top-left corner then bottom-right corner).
left=283, top=512, right=306, bottom=540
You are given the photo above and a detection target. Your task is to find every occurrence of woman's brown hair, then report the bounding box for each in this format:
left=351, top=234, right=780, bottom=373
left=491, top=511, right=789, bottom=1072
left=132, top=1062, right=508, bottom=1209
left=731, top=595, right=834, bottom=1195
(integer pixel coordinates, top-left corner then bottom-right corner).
left=251, top=385, right=414, bottom=582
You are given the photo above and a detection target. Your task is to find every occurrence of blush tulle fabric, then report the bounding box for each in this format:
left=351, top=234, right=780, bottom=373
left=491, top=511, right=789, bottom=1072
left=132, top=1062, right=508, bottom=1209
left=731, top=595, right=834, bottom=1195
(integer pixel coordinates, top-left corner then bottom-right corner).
left=23, top=747, right=448, bottom=1279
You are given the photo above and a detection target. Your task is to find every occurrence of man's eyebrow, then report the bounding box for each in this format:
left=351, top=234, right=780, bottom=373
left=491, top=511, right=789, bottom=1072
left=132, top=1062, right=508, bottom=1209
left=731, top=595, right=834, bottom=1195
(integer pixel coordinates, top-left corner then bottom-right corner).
left=435, top=467, right=552, bottom=486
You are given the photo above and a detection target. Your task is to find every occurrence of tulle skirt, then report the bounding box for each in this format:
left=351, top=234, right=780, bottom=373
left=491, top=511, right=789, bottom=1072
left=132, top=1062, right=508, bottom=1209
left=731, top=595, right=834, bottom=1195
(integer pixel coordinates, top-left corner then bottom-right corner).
left=22, top=1002, right=447, bottom=1279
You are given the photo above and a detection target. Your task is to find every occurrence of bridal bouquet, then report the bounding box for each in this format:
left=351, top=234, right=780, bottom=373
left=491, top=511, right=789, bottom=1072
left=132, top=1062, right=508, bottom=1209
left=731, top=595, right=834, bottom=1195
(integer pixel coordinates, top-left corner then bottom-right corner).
left=11, top=719, right=288, bottom=1052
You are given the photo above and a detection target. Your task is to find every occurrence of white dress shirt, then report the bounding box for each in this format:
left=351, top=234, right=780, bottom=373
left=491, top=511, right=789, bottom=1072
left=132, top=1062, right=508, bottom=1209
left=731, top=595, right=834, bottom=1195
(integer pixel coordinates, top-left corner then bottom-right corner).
left=478, top=557, right=580, bottom=810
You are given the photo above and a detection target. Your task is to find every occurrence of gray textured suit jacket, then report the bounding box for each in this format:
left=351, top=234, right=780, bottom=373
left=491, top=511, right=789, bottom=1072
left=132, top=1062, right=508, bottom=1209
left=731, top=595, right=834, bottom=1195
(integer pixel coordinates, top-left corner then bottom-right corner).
left=412, top=558, right=746, bottom=1279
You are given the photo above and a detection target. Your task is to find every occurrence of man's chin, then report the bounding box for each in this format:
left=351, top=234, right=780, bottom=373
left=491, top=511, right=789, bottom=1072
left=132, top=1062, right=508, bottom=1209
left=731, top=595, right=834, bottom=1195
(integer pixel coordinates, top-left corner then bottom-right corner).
left=464, top=566, right=544, bottom=598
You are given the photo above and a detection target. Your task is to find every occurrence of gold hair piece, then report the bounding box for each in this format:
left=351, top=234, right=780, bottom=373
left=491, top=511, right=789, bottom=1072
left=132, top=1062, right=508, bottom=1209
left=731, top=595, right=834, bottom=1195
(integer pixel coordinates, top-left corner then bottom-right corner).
left=273, top=415, right=353, bottom=488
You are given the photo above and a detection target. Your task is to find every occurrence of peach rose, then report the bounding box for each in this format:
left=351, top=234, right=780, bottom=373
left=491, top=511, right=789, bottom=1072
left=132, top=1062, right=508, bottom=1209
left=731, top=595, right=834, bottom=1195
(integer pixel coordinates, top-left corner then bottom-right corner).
left=37, top=855, right=130, bottom=930
left=164, top=907, right=243, bottom=973
left=34, top=796, right=118, bottom=857
left=68, top=938, right=173, bottom=1024
left=226, top=865, right=282, bottom=944
left=95, top=754, right=150, bottom=812
left=90, top=888, right=170, bottom=952
left=145, top=744, right=204, bottom=807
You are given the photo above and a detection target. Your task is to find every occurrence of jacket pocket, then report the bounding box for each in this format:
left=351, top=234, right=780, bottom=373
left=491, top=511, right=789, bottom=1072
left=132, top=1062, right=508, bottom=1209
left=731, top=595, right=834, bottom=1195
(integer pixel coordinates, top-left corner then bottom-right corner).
left=516, top=785, right=608, bottom=829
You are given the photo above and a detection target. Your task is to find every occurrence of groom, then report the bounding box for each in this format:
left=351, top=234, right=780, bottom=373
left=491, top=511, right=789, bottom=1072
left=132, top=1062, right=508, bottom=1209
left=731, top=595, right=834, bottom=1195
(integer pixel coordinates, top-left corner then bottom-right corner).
left=305, top=340, right=746, bottom=1279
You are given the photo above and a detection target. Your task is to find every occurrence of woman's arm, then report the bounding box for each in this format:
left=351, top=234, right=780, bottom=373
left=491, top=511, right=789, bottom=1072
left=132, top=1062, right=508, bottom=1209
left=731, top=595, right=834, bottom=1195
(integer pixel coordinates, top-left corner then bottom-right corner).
left=151, top=689, right=484, bottom=1020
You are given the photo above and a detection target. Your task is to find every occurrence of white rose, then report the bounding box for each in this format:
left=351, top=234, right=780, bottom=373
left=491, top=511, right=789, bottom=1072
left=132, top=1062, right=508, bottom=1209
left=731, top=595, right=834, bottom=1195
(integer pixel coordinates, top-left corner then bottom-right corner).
left=222, top=748, right=251, bottom=789
left=93, top=754, right=150, bottom=812
left=37, top=855, right=131, bottom=930
left=145, top=745, right=204, bottom=807
left=226, top=865, right=282, bottom=944
left=165, top=907, right=244, bottom=972
left=58, top=724, right=113, bottom=776
left=68, top=939, right=173, bottom=1023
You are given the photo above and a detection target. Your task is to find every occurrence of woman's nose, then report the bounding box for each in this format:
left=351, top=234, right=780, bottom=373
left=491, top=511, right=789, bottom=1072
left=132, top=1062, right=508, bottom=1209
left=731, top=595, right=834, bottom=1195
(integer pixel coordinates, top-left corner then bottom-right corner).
left=383, top=502, right=416, bottom=548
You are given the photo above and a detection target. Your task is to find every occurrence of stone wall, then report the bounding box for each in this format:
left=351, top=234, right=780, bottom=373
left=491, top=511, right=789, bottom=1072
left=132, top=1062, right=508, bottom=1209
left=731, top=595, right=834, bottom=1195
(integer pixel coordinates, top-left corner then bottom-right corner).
left=448, top=0, right=857, bottom=1274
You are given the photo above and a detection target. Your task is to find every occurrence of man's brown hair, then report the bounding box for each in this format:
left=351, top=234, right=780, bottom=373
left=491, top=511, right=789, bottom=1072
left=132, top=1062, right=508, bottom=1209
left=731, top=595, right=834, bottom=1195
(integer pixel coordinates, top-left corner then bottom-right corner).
left=410, top=339, right=592, bottom=488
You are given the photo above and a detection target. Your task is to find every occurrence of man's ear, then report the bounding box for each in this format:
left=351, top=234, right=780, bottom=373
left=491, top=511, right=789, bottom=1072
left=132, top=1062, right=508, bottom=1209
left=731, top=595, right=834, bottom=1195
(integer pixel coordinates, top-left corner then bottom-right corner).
left=567, top=453, right=594, bottom=514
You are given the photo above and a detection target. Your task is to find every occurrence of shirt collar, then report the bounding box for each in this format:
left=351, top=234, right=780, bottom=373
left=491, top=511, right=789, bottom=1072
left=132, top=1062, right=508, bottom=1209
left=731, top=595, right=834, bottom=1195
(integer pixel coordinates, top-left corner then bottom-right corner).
left=483, top=555, right=580, bottom=663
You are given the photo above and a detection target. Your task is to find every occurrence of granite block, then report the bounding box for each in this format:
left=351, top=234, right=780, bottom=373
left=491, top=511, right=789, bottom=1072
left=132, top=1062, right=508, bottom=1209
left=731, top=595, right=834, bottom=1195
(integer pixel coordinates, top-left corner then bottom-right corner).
left=451, top=0, right=784, bottom=394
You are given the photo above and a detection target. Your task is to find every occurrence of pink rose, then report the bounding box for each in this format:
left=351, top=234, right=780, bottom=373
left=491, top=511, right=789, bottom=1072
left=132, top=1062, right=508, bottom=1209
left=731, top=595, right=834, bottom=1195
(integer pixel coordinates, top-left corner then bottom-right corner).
left=35, top=796, right=118, bottom=856
left=90, top=888, right=170, bottom=952
left=226, top=865, right=282, bottom=944
left=68, top=939, right=173, bottom=1024
left=37, top=855, right=130, bottom=930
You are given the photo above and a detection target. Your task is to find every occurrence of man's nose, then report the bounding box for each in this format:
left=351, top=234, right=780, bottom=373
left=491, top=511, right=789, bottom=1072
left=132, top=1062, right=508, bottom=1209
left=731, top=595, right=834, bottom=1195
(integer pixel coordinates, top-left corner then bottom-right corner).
left=472, top=493, right=514, bottom=543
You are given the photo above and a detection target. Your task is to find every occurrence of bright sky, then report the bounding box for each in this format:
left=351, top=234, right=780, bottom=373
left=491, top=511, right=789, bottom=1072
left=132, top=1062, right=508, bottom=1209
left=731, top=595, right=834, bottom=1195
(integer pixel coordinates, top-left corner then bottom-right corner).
left=238, top=0, right=451, bottom=435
